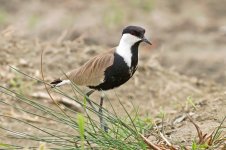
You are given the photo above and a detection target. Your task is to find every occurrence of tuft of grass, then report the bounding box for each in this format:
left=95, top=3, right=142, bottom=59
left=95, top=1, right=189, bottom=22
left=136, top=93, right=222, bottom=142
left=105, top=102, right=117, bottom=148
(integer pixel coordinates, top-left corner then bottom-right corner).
left=186, top=96, right=197, bottom=110
left=157, top=107, right=166, bottom=119
left=191, top=141, right=208, bottom=150
left=188, top=115, right=226, bottom=150
left=0, top=67, right=154, bottom=149
left=77, top=113, right=85, bottom=150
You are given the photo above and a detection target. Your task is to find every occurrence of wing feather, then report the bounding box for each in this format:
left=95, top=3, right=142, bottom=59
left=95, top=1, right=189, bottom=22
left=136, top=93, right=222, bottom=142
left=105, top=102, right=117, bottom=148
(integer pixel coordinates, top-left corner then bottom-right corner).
left=61, top=49, right=114, bottom=86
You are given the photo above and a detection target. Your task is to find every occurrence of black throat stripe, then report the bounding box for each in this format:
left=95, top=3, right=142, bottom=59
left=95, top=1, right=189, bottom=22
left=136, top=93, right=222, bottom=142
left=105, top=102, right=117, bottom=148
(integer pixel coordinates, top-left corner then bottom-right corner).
left=88, top=41, right=140, bottom=91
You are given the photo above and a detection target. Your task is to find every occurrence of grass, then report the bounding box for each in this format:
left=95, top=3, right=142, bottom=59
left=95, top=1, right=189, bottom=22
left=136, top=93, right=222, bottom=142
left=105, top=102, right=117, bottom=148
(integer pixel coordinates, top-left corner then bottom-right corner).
left=0, top=60, right=225, bottom=150
left=186, top=96, right=197, bottom=110
left=191, top=141, right=208, bottom=150
left=0, top=67, right=154, bottom=149
left=9, top=71, right=34, bottom=94
left=77, top=113, right=85, bottom=150
left=187, top=115, right=226, bottom=150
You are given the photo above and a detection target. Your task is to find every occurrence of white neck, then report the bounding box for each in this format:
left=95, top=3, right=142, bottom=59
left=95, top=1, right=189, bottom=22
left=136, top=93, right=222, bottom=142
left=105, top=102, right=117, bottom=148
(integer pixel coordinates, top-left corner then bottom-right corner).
left=116, top=34, right=140, bottom=67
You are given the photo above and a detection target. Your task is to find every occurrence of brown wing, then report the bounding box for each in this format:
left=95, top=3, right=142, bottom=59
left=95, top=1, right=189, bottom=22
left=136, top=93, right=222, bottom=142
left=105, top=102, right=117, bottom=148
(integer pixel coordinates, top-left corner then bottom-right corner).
left=61, top=49, right=115, bottom=86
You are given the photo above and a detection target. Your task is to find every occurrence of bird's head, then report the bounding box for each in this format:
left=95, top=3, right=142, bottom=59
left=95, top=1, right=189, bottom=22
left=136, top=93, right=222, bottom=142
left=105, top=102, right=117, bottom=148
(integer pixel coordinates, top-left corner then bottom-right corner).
left=121, top=25, right=152, bottom=45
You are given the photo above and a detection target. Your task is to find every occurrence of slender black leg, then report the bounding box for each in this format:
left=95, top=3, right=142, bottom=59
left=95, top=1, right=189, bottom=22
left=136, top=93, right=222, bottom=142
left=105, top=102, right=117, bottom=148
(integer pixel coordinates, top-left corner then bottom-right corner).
left=99, top=95, right=108, bottom=132
left=86, top=90, right=95, bottom=96
left=85, top=90, right=95, bottom=110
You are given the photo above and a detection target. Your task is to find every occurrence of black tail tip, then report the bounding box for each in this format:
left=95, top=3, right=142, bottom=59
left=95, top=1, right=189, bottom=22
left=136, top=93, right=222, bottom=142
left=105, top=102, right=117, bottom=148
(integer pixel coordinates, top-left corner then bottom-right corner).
left=50, top=79, right=62, bottom=88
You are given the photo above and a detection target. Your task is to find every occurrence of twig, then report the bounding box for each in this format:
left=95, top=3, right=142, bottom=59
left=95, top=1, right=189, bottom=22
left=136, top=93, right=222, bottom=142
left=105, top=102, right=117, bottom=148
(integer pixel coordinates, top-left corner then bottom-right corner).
left=139, top=133, right=161, bottom=150
left=187, top=115, right=203, bottom=143
left=159, top=132, right=171, bottom=146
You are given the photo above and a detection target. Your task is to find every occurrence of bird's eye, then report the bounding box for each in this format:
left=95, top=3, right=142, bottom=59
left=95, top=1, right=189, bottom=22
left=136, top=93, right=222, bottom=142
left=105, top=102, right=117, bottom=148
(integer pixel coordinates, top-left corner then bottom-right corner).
left=131, top=31, right=136, bottom=35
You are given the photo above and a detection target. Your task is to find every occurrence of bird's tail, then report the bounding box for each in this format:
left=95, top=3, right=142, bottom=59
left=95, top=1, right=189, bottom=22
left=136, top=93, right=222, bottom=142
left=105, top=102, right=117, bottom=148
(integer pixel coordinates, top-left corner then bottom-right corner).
left=50, top=78, right=70, bottom=88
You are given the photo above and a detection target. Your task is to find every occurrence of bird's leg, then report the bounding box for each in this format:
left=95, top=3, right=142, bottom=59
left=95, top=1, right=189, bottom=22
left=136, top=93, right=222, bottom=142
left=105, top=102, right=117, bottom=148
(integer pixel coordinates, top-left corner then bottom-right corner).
left=85, top=90, right=96, bottom=110
left=99, top=94, right=108, bottom=132
left=86, top=90, right=95, bottom=96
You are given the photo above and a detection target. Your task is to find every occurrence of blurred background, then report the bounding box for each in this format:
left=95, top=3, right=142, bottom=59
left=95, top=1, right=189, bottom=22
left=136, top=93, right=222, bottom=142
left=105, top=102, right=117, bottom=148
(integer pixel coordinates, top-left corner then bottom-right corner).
left=0, top=0, right=226, bottom=146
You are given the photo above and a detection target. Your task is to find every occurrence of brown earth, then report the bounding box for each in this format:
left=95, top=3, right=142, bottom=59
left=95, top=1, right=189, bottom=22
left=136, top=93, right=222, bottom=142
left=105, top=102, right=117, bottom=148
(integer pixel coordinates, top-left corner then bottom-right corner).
left=0, top=0, right=225, bottom=148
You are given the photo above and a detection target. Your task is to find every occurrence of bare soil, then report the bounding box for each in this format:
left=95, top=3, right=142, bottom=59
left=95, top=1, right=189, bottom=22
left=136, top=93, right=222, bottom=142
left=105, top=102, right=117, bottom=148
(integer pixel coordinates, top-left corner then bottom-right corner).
left=0, top=0, right=225, bottom=148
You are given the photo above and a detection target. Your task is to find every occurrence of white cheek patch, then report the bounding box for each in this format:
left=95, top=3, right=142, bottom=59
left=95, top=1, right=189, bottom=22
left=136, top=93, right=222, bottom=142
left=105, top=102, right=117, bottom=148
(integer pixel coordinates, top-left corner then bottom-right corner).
left=116, top=45, right=132, bottom=67
left=121, top=34, right=141, bottom=44
left=116, top=34, right=140, bottom=67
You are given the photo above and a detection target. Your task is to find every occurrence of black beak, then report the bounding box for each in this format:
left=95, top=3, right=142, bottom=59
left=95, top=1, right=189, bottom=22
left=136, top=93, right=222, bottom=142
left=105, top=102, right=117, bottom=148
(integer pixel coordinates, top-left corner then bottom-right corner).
left=142, top=37, right=152, bottom=45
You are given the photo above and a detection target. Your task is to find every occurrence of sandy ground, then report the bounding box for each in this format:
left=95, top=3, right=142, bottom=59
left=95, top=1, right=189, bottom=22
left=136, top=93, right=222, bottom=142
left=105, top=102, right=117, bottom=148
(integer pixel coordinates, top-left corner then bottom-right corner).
left=0, top=0, right=225, bottom=148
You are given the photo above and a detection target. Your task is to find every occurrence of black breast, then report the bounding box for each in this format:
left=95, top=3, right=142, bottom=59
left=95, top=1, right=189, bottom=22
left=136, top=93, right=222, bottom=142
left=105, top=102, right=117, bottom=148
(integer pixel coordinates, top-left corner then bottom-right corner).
left=89, top=42, right=140, bottom=91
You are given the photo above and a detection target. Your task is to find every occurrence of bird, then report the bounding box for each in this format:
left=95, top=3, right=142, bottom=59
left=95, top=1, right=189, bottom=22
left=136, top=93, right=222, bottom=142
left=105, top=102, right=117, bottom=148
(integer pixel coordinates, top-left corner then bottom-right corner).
left=50, top=25, right=152, bottom=131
